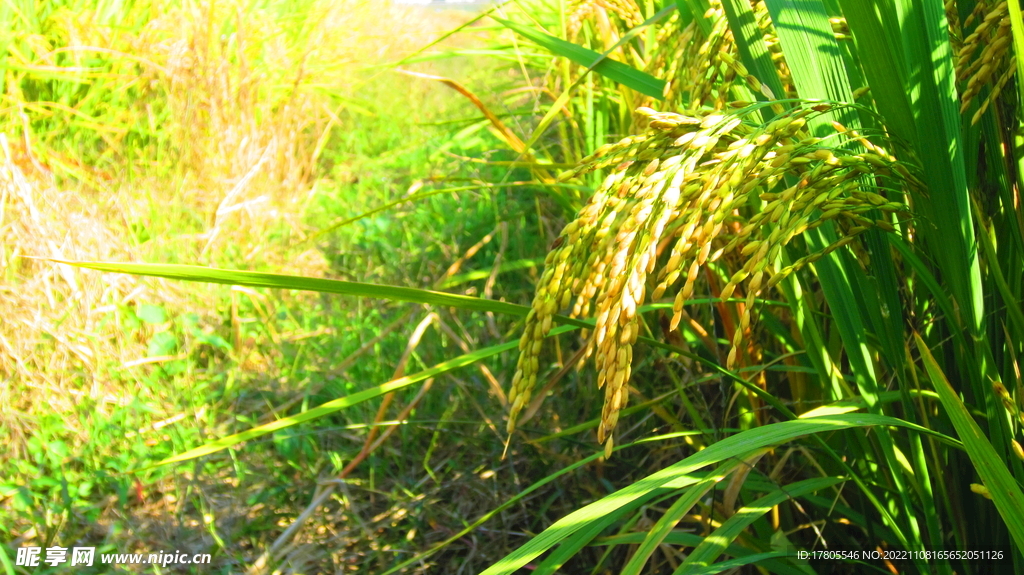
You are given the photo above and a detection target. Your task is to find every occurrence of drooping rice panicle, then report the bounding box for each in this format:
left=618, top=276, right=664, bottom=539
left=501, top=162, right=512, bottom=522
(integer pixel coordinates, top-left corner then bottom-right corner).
left=507, top=102, right=916, bottom=455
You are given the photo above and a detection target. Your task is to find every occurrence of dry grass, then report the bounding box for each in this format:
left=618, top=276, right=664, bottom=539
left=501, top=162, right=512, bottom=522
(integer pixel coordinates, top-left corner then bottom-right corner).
left=0, top=0, right=471, bottom=419
left=0, top=138, right=164, bottom=415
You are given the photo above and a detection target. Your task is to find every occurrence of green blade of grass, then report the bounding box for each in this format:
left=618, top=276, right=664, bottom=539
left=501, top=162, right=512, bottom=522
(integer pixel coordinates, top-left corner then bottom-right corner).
left=762, top=0, right=934, bottom=560
left=0, top=543, right=14, bottom=575
left=799, top=389, right=942, bottom=419
left=533, top=507, right=635, bottom=574
left=972, top=199, right=1024, bottom=346
left=491, top=16, right=666, bottom=98
left=55, top=259, right=793, bottom=328
left=762, top=0, right=856, bottom=129
left=55, top=259, right=803, bottom=430
left=602, top=532, right=806, bottom=575
left=145, top=323, right=580, bottom=469
left=719, top=0, right=785, bottom=104
left=620, top=457, right=757, bottom=575
left=49, top=259, right=529, bottom=317
left=55, top=259, right=800, bottom=419
left=849, top=0, right=982, bottom=349
left=513, top=4, right=676, bottom=164
left=676, top=476, right=844, bottom=572
left=479, top=413, right=937, bottom=575
left=381, top=430, right=717, bottom=575
left=670, top=551, right=798, bottom=575
left=533, top=478, right=686, bottom=575
left=914, top=332, right=1024, bottom=554
left=911, top=0, right=986, bottom=350
left=834, top=0, right=914, bottom=143
left=676, top=0, right=712, bottom=36
left=803, top=230, right=879, bottom=407
left=776, top=269, right=842, bottom=400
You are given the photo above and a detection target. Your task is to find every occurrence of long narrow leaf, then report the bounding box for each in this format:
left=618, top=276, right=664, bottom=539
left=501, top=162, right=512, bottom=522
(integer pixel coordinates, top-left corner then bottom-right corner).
left=764, top=0, right=929, bottom=558
left=145, top=324, right=579, bottom=468
left=382, top=432, right=691, bottom=575
left=620, top=457, right=760, bottom=575
left=492, top=16, right=666, bottom=98
left=601, top=532, right=806, bottom=575
left=914, top=333, right=1024, bottom=554
left=719, top=0, right=785, bottom=103
left=50, top=259, right=529, bottom=316
left=479, top=414, right=937, bottom=575
left=677, top=476, right=845, bottom=571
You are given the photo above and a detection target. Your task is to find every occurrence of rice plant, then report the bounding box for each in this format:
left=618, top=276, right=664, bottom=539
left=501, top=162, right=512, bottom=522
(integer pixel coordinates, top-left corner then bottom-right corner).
left=479, top=0, right=1024, bottom=572
left=34, top=0, right=1024, bottom=572
left=507, top=103, right=913, bottom=456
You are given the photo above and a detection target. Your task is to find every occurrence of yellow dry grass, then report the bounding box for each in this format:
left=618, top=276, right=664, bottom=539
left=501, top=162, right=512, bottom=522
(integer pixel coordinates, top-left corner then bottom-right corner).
left=0, top=0, right=476, bottom=451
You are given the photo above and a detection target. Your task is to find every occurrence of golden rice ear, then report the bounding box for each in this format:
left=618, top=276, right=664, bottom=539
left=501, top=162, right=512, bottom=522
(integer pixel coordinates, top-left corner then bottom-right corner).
left=509, top=104, right=913, bottom=454
left=953, top=0, right=1014, bottom=124
left=1013, top=440, right=1024, bottom=462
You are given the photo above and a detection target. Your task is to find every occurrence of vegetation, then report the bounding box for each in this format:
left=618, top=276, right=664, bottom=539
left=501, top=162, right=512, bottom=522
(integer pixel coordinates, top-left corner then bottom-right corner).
left=3, top=0, right=1024, bottom=573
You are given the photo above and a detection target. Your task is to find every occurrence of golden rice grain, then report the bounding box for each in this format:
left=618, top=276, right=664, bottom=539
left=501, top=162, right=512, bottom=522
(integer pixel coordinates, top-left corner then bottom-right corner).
left=505, top=103, right=913, bottom=453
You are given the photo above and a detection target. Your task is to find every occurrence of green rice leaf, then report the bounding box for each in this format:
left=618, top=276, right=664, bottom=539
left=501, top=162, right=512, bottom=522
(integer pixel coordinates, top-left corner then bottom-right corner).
left=671, top=551, right=798, bottom=575
left=914, top=333, right=1024, bottom=554
left=491, top=17, right=666, bottom=98
left=50, top=259, right=528, bottom=317
left=676, top=476, right=845, bottom=572
left=479, top=414, right=936, bottom=575
left=602, top=531, right=807, bottom=575
left=382, top=430, right=736, bottom=575
left=677, top=0, right=712, bottom=36
left=620, top=457, right=758, bottom=575
left=719, top=0, right=784, bottom=103
left=835, top=0, right=914, bottom=142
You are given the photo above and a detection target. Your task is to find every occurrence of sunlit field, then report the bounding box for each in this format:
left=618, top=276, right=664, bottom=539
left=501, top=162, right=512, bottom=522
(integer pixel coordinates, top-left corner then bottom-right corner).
left=4, top=0, right=1024, bottom=573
